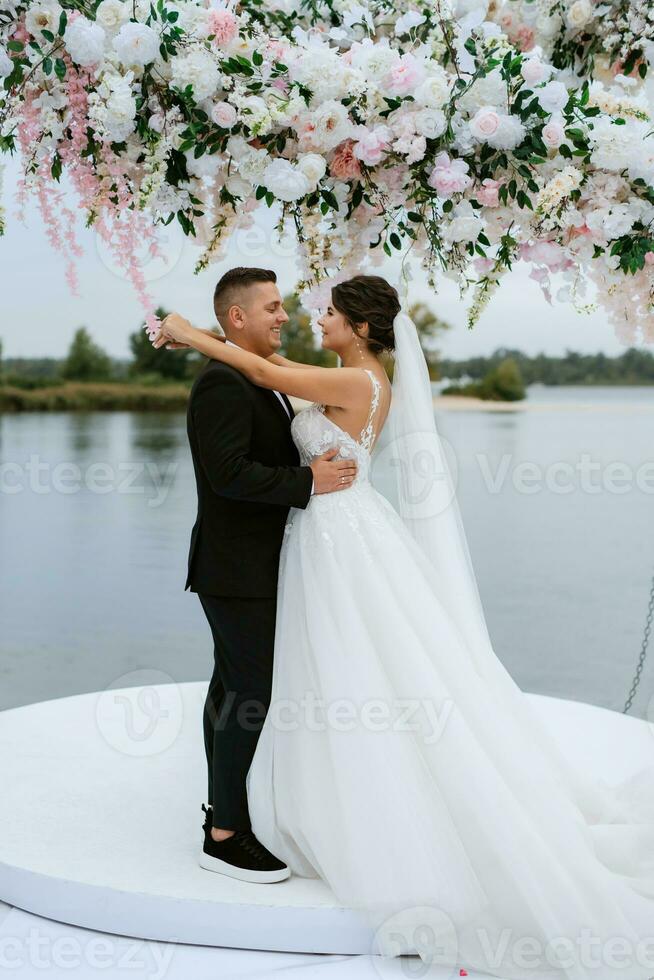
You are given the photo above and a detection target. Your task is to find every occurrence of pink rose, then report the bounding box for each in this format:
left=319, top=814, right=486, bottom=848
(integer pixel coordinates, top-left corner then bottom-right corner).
left=476, top=178, right=500, bottom=207
left=645, top=251, right=654, bottom=265
left=521, top=57, right=551, bottom=86
left=384, top=54, right=425, bottom=96
left=207, top=8, right=238, bottom=45
left=469, top=107, right=501, bottom=141
left=427, top=151, right=472, bottom=198
left=542, top=117, right=565, bottom=148
left=211, top=101, right=237, bottom=128
left=329, top=139, right=362, bottom=180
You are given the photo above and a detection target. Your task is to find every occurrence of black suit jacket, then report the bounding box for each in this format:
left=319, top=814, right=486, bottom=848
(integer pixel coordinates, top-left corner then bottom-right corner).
left=185, top=360, right=314, bottom=598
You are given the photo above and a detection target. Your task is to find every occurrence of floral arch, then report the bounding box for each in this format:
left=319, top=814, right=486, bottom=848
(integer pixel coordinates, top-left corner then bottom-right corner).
left=1, top=0, right=653, bottom=341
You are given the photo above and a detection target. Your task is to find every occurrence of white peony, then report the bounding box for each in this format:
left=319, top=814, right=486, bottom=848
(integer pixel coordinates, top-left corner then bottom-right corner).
left=95, top=0, right=129, bottom=33
left=297, top=153, right=327, bottom=185
left=520, top=56, right=554, bottom=87
left=113, top=22, right=160, bottom=68
left=394, top=9, right=426, bottom=35
left=536, top=81, right=570, bottom=114
left=262, top=158, right=311, bottom=201
left=308, top=100, right=352, bottom=151
left=414, top=68, right=451, bottom=108
left=65, top=17, right=106, bottom=67
left=170, top=49, right=221, bottom=101
left=25, top=0, right=62, bottom=38
left=0, top=47, right=13, bottom=78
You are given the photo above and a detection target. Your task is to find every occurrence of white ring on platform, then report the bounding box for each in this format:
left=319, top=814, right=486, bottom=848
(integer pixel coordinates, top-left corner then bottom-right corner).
left=0, top=683, right=651, bottom=955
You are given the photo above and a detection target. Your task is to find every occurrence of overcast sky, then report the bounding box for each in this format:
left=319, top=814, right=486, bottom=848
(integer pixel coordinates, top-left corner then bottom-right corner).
left=0, top=153, right=649, bottom=361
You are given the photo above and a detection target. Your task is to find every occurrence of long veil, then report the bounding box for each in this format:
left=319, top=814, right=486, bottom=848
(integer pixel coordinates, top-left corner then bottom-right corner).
left=370, top=308, right=495, bottom=679
left=370, top=305, right=654, bottom=825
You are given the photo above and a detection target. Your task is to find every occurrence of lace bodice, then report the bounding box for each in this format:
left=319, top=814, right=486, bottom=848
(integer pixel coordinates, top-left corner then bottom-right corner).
left=290, top=368, right=383, bottom=482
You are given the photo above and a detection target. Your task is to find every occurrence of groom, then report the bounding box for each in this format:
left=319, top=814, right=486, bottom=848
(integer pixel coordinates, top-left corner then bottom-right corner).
left=183, top=266, right=357, bottom=883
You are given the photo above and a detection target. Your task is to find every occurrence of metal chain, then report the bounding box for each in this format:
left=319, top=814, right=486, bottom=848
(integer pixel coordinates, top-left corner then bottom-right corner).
left=623, top=570, right=654, bottom=714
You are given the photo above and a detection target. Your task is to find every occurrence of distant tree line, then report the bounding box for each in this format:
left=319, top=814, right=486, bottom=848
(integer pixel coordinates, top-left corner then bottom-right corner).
left=438, top=347, right=654, bottom=386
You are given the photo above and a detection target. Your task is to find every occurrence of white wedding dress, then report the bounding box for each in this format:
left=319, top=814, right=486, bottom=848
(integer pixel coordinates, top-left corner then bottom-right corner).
left=246, top=359, right=654, bottom=980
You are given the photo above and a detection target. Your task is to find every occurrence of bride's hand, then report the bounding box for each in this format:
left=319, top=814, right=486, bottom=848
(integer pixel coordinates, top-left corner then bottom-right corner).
left=152, top=327, right=226, bottom=351
left=158, top=312, right=193, bottom=345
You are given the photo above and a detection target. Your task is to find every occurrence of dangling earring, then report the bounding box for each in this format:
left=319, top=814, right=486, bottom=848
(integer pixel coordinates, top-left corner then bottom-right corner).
left=354, top=334, right=366, bottom=362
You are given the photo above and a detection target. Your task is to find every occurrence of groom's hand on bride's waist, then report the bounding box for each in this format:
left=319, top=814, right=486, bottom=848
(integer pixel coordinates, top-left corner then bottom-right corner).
left=310, top=449, right=357, bottom=494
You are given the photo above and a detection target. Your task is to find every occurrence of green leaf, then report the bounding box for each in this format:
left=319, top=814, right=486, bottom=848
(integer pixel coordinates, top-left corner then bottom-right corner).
left=265, top=191, right=274, bottom=207
left=255, top=184, right=267, bottom=200
left=41, top=29, right=54, bottom=42
left=54, top=57, right=66, bottom=80
left=43, top=57, right=52, bottom=75
left=252, top=50, right=263, bottom=66
left=442, top=199, right=453, bottom=213
left=57, top=10, right=67, bottom=36
left=613, top=118, right=626, bottom=126
left=321, top=188, right=339, bottom=210
left=407, top=211, right=422, bottom=222
left=389, top=231, right=402, bottom=249
left=7, top=40, right=24, bottom=51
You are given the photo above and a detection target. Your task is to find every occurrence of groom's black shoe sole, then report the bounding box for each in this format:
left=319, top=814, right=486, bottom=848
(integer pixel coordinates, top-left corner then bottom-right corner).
left=200, top=804, right=290, bottom=883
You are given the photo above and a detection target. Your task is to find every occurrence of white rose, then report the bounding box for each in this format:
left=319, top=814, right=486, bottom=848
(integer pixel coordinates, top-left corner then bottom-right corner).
left=520, top=57, right=553, bottom=86
left=262, top=158, right=311, bottom=202
left=25, top=1, right=62, bottom=38
left=442, top=201, right=483, bottom=243
left=414, top=69, right=450, bottom=108
left=113, top=21, right=160, bottom=68
left=297, top=153, right=327, bottom=185
left=211, top=101, right=237, bottom=128
left=542, top=115, right=566, bottom=148
left=65, top=18, right=106, bottom=67
left=469, top=106, right=501, bottom=141
left=566, top=0, right=593, bottom=29
left=95, top=0, right=128, bottom=32
left=413, top=107, right=446, bottom=139
left=537, top=80, right=570, bottom=114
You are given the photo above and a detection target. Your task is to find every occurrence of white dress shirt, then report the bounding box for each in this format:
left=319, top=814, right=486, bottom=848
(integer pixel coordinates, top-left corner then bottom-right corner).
left=224, top=339, right=314, bottom=495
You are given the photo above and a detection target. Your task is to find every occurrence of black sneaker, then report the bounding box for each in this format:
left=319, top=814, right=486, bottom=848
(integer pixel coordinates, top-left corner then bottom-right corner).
left=199, top=803, right=290, bottom=883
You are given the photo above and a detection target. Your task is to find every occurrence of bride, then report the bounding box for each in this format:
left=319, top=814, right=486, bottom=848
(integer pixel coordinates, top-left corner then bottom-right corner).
left=155, top=275, right=654, bottom=980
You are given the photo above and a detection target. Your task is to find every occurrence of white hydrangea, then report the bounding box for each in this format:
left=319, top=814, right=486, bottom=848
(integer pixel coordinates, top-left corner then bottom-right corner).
left=227, top=136, right=269, bottom=183
left=65, top=17, right=106, bottom=67
left=536, top=81, right=570, bottom=114
left=170, top=49, right=221, bottom=101
left=88, top=69, right=137, bottom=142
left=113, top=22, right=160, bottom=69
left=441, top=200, right=484, bottom=243
left=262, top=158, right=311, bottom=201
left=349, top=37, right=399, bottom=80
left=587, top=116, right=652, bottom=177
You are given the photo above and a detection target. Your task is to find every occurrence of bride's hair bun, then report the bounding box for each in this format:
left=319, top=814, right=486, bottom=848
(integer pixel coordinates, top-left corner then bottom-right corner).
left=331, top=275, right=400, bottom=354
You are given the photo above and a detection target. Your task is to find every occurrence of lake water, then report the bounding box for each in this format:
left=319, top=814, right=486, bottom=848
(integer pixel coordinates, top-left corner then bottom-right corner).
left=1, top=385, right=653, bottom=719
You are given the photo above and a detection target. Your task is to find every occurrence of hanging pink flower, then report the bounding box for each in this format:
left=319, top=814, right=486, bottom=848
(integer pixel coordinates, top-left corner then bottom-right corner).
left=476, top=177, right=501, bottom=207
left=427, top=151, right=472, bottom=197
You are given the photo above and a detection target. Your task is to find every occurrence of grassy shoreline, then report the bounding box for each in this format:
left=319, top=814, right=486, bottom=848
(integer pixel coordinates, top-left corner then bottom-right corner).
left=0, top=382, right=192, bottom=412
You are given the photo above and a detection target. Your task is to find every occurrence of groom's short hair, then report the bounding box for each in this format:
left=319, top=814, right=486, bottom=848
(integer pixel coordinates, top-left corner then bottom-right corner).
left=213, top=267, right=277, bottom=325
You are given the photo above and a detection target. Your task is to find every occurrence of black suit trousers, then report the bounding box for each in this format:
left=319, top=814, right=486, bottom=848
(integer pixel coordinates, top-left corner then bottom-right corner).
left=198, top=592, right=277, bottom=831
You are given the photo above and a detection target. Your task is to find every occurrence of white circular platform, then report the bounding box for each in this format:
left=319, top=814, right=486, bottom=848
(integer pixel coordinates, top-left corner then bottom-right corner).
left=0, top=683, right=652, bottom=958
